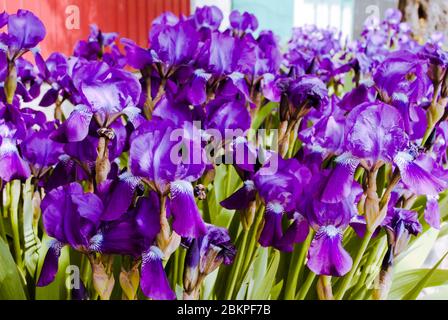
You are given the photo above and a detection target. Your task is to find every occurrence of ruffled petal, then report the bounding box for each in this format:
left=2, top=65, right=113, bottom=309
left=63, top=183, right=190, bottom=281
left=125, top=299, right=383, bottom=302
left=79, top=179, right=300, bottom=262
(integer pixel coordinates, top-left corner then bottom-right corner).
left=0, top=143, right=31, bottom=182
left=394, top=152, right=446, bottom=196
left=51, top=105, right=93, bottom=143
left=141, top=246, right=176, bottom=300
left=275, top=212, right=309, bottom=252
left=99, top=172, right=141, bottom=221
left=220, top=180, right=256, bottom=210
left=135, top=192, right=162, bottom=242
left=307, top=226, right=352, bottom=277
left=321, top=153, right=359, bottom=203
left=170, top=180, right=207, bottom=238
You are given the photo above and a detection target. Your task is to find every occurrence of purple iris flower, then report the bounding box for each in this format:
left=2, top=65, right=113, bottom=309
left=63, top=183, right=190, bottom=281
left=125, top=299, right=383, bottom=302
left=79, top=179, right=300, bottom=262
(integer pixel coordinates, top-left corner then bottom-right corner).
left=21, top=124, right=65, bottom=177
left=374, top=51, right=432, bottom=134
left=37, top=182, right=143, bottom=287
left=183, top=224, right=236, bottom=298
left=149, top=18, right=199, bottom=71
left=52, top=61, right=141, bottom=142
left=14, top=57, right=42, bottom=102
left=254, top=156, right=311, bottom=250
left=193, top=5, right=223, bottom=31
left=0, top=10, right=46, bottom=60
left=229, top=10, right=258, bottom=33
left=129, top=119, right=207, bottom=238
left=184, top=224, right=236, bottom=277
left=73, top=24, right=124, bottom=66
left=384, top=207, right=422, bottom=254
left=299, top=170, right=362, bottom=276
left=321, top=102, right=446, bottom=204
left=0, top=120, right=30, bottom=182
left=34, top=52, right=69, bottom=106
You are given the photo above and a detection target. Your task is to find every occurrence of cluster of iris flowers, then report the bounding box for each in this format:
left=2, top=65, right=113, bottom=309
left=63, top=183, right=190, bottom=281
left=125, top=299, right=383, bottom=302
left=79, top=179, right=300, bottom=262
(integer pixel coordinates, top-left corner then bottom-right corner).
left=0, top=6, right=447, bottom=301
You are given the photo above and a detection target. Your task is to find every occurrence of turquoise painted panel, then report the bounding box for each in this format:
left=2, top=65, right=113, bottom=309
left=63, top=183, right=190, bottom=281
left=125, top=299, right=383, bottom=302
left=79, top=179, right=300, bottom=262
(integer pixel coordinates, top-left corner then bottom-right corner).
left=232, top=0, right=294, bottom=43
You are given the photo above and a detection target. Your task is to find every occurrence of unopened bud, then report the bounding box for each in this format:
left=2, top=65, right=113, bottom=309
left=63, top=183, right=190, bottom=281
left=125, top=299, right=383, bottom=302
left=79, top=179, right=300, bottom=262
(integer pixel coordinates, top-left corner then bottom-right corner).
left=91, top=257, right=115, bottom=300
left=119, top=263, right=140, bottom=300
left=5, top=61, right=17, bottom=104
left=317, top=276, right=334, bottom=300
left=241, top=201, right=256, bottom=230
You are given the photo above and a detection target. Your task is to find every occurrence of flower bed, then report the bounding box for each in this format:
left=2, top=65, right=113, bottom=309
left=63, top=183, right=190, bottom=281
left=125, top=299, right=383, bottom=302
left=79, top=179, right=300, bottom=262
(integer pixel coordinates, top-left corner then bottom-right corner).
left=0, top=6, right=447, bottom=300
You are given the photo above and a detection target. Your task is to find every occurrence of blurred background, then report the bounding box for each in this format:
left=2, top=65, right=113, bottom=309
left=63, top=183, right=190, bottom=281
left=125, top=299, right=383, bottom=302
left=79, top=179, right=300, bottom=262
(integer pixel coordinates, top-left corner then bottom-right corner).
left=0, top=0, right=407, bottom=57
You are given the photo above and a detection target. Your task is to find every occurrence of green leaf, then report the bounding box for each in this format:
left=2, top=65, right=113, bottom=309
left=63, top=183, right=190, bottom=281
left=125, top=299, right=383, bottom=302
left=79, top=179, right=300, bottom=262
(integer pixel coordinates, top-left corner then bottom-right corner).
left=247, top=247, right=268, bottom=299
left=250, top=250, right=280, bottom=299
left=270, top=280, right=283, bottom=300
left=401, top=251, right=448, bottom=300
left=390, top=268, right=448, bottom=300
left=207, top=165, right=241, bottom=228
left=22, top=179, right=41, bottom=278
left=0, top=237, right=26, bottom=299
left=251, top=102, right=278, bottom=131
left=394, top=227, right=440, bottom=273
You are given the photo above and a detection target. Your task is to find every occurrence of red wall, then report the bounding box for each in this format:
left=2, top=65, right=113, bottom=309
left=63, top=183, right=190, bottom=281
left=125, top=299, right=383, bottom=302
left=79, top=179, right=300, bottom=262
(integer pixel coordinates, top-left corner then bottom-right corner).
left=1, top=0, right=191, bottom=58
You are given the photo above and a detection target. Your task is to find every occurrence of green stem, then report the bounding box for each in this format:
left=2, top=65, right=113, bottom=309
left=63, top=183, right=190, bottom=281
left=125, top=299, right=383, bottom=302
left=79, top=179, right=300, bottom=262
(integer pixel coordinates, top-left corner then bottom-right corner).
left=284, top=230, right=313, bottom=300
left=296, top=271, right=316, bottom=300
left=225, top=230, right=249, bottom=300
left=178, top=248, right=186, bottom=288
left=10, top=180, right=23, bottom=269
left=351, top=236, right=387, bottom=299
left=241, top=204, right=264, bottom=273
left=335, top=229, right=374, bottom=300
left=172, top=249, right=179, bottom=287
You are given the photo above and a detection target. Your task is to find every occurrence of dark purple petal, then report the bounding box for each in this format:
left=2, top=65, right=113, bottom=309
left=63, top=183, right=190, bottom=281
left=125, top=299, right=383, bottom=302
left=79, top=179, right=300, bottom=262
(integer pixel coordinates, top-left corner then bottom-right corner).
left=141, top=246, right=176, bottom=300
left=321, top=153, right=360, bottom=203
left=220, top=180, right=256, bottom=210
left=205, top=98, right=251, bottom=138
left=21, top=129, right=64, bottom=169
left=71, top=279, right=89, bottom=300
left=98, top=172, right=141, bottom=221
left=121, top=38, right=153, bottom=70
left=0, top=11, right=8, bottom=28
left=70, top=192, right=103, bottom=224
left=394, top=152, right=446, bottom=196
left=258, top=202, right=284, bottom=248
left=39, top=88, right=59, bottom=107
left=41, top=183, right=98, bottom=248
left=170, top=180, right=207, bottom=238
left=307, top=226, right=352, bottom=277
left=51, top=105, right=93, bottom=143
left=349, top=215, right=381, bottom=238
left=36, top=240, right=64, bottom=287
left=135, top=192, right=162, bottom=242
left=89, top=214, right=143, bottom=257
left=275, top=212, right=310, bottom=252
